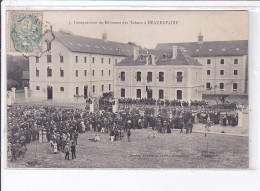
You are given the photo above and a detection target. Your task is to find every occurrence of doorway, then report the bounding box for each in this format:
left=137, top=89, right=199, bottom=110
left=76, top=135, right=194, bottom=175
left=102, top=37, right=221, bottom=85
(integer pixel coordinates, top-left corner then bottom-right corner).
left=84, top=86, right=88, bottom=98
left=147, top=89, right=153, bottom=99
left=47, top=86, right=53, bottom=99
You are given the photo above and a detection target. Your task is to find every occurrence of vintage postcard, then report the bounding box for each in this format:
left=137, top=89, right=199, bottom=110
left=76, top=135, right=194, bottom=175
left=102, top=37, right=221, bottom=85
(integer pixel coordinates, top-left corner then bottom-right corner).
left=5, top=10, right=249, bottom=168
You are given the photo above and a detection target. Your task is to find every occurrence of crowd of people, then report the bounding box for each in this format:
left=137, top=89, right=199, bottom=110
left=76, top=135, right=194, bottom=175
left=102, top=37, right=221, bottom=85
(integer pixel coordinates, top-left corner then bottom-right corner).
left=7, top=101, right=240, bottom=162
left=118, top=98, right=208, bottom=107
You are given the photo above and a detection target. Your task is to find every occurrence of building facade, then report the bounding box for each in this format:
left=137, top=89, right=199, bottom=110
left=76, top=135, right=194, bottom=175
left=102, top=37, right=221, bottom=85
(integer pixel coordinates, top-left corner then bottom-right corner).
left=156, top=33, right=248, bottom=98
left=29, top=31, right=134, bottom=101
left=114, top=46, right=203, bottom=101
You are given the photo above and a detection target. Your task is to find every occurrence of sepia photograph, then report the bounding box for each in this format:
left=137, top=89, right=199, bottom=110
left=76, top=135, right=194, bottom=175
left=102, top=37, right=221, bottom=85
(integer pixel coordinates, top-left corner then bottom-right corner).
left=5, top=10, right=249, bottom=168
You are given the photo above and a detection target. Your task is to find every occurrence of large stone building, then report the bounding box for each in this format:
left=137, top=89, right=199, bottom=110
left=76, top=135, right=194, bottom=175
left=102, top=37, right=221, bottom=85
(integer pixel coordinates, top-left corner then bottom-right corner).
left=156, top=33, right=248, bottom=101
left=28, top=31, right=248, bottom=103
left=114, top=46, right=203, bottom=101
left=29, top=31, right=134, bottom=101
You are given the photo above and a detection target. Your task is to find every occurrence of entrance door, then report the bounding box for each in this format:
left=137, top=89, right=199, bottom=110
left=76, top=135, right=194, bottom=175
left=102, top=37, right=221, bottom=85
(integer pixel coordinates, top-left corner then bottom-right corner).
left=147, top=89, right=153, bottom=99
left=47, top=86, right=53, bottom=99
left=84, top=86, right=88, bottom=98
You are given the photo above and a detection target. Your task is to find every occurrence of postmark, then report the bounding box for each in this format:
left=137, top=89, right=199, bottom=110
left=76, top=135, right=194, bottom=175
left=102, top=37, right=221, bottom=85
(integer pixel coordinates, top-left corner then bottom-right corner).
left=10, top=12, right=43, bottom=54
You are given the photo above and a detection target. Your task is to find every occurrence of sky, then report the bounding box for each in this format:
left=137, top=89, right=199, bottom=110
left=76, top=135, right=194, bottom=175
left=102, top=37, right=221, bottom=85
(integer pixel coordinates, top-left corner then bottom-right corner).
left=25, top=11, right=250, bottom=49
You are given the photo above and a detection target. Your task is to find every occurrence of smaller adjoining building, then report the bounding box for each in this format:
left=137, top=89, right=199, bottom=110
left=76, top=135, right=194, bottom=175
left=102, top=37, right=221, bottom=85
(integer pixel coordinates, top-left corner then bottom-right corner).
left=114, top=46, right=203, bottom=102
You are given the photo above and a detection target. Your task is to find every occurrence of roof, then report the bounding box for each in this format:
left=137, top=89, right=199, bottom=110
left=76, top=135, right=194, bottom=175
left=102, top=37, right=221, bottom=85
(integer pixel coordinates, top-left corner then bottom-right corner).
left=115, top=48, right=202, bottom=67
left=22, top=71, right=30, bottom=80
left=53, top=31, right=135, bottom=57
left=156, top=40, right=248, bottom=57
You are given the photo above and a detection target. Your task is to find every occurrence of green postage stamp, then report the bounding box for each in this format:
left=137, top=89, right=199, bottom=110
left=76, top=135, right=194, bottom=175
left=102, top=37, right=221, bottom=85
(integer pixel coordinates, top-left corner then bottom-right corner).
left=10, top=12, right=43, bottom=54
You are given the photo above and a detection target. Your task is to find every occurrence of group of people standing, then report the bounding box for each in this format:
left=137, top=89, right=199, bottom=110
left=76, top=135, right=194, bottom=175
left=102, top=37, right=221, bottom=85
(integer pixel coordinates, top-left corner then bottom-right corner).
left=7, top=101, right=241, bottom=163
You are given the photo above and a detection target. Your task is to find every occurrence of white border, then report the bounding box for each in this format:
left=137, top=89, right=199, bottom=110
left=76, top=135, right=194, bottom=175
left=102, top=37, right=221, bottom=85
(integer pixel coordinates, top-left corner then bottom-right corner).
left=1, top=1, right=260, bottom=191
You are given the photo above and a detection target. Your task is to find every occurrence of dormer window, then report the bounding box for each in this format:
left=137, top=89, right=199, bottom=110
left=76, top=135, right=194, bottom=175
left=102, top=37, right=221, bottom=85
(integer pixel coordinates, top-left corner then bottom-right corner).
left=162, top=54, right=167, bottom=60
left=140, top=55, right=144, bottom=61
left=148, top=55, right=152, bottom=65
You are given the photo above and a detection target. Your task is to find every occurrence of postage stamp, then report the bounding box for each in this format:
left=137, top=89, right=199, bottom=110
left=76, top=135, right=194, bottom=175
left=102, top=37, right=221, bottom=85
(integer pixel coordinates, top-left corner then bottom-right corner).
left=9, top=12, right=43, bottom=54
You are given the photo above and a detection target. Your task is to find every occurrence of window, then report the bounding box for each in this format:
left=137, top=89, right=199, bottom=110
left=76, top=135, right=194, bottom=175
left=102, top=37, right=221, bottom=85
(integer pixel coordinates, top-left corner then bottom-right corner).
left=60, top=56, right=63, bottom=63
left=220, top=83, right=224, bottom=90
left=137, top=72, right=141, bottom=82
left=220, top=70, right=224, bottom=75
left=101, top=70, right=104, bottom=76
left=109, top=70, right=111, bottom=76
left=93, top=85, right=95, bottom=93
left=92, top=70, right=95, bottom=76
left=207, top=59, right=211, bottom=64
left=207, top=70, right=211, bottom=75
left=159, top=89, right=164, bottom=99
left=46, top=42, right=51, bottom=51
left=206, top=82, right=211, bottom=90
left=47, top=55, right=52, bottom=63
left=75, top=56, right=78, bottom=63
left=177, top=72, right=183, bottom=82
left=162, top=54, right=167, bottom=60
left=159, top=72, right=164, bottom=82
left=177, top=90, right=182, bottom=100
left=121, top=71, right=125, bottom=81
left=84, top=70, right=87, bottom=76
left=36, top=86, right=40, bottom=90
left=36, top=56, right=39, bottom=63
left=147, top=72, right=152, bottom=82
left=47, top=67, right=52, bottom=77
left=137, top=89, right=141, bottom=98
left=92, top=57, right=95, bottom=63
left=233, top=83, right=238, bottom=91
left=76, top=70, right=78, bottom=77
left=36, top=68, right=39, bottom=77
left=84, top=57, right=87, bottom=63
left=115, top=59, right=118, bottom=64
left=109, top=58, right=111, bottom=64
left=60, top=69, right=64, bottom=77
left=148, top=55, right=152, bottom=65
left=234, top=70, right=238, bottom=75
left=76, top=87, right=79, bottom=95
left=60, top=87, right=64, bottom=92
left=140, top=55, right=144, bottom=61
left=121, top=88, right=125, bottom=98
left=234, top=59, right=238, bottom=64
left=101, top=84, right=104, bottom=91
left=109, top=84, right=111, bottom=91
left=220, top=59, right=224, bottom=64
left=101, top=57, right=104, bottom=64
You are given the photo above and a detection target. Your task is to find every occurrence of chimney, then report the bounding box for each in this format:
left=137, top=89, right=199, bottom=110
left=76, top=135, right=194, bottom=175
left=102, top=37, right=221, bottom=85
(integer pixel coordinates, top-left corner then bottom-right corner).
left=198, top=31, right=203, bottom=44
left=172, top=46, right=178, bottom=59
left=102, top=32, right=107, bottom=42
left=133, top=47, right=140, bottom=60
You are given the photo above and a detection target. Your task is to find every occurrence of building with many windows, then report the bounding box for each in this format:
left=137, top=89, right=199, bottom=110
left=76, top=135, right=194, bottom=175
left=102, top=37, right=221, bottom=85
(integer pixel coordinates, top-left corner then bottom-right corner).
left=114, top=46, right=203, bottom=101
left=29, top=31, right=135, bottom=101
left=156, top=33, right=248, bottom=101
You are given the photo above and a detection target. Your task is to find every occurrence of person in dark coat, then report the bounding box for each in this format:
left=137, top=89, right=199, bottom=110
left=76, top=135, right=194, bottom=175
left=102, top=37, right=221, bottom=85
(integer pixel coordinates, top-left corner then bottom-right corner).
left=127, top=129, right=131, bottom=142
left=71, top=142, right=76, bottom=159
